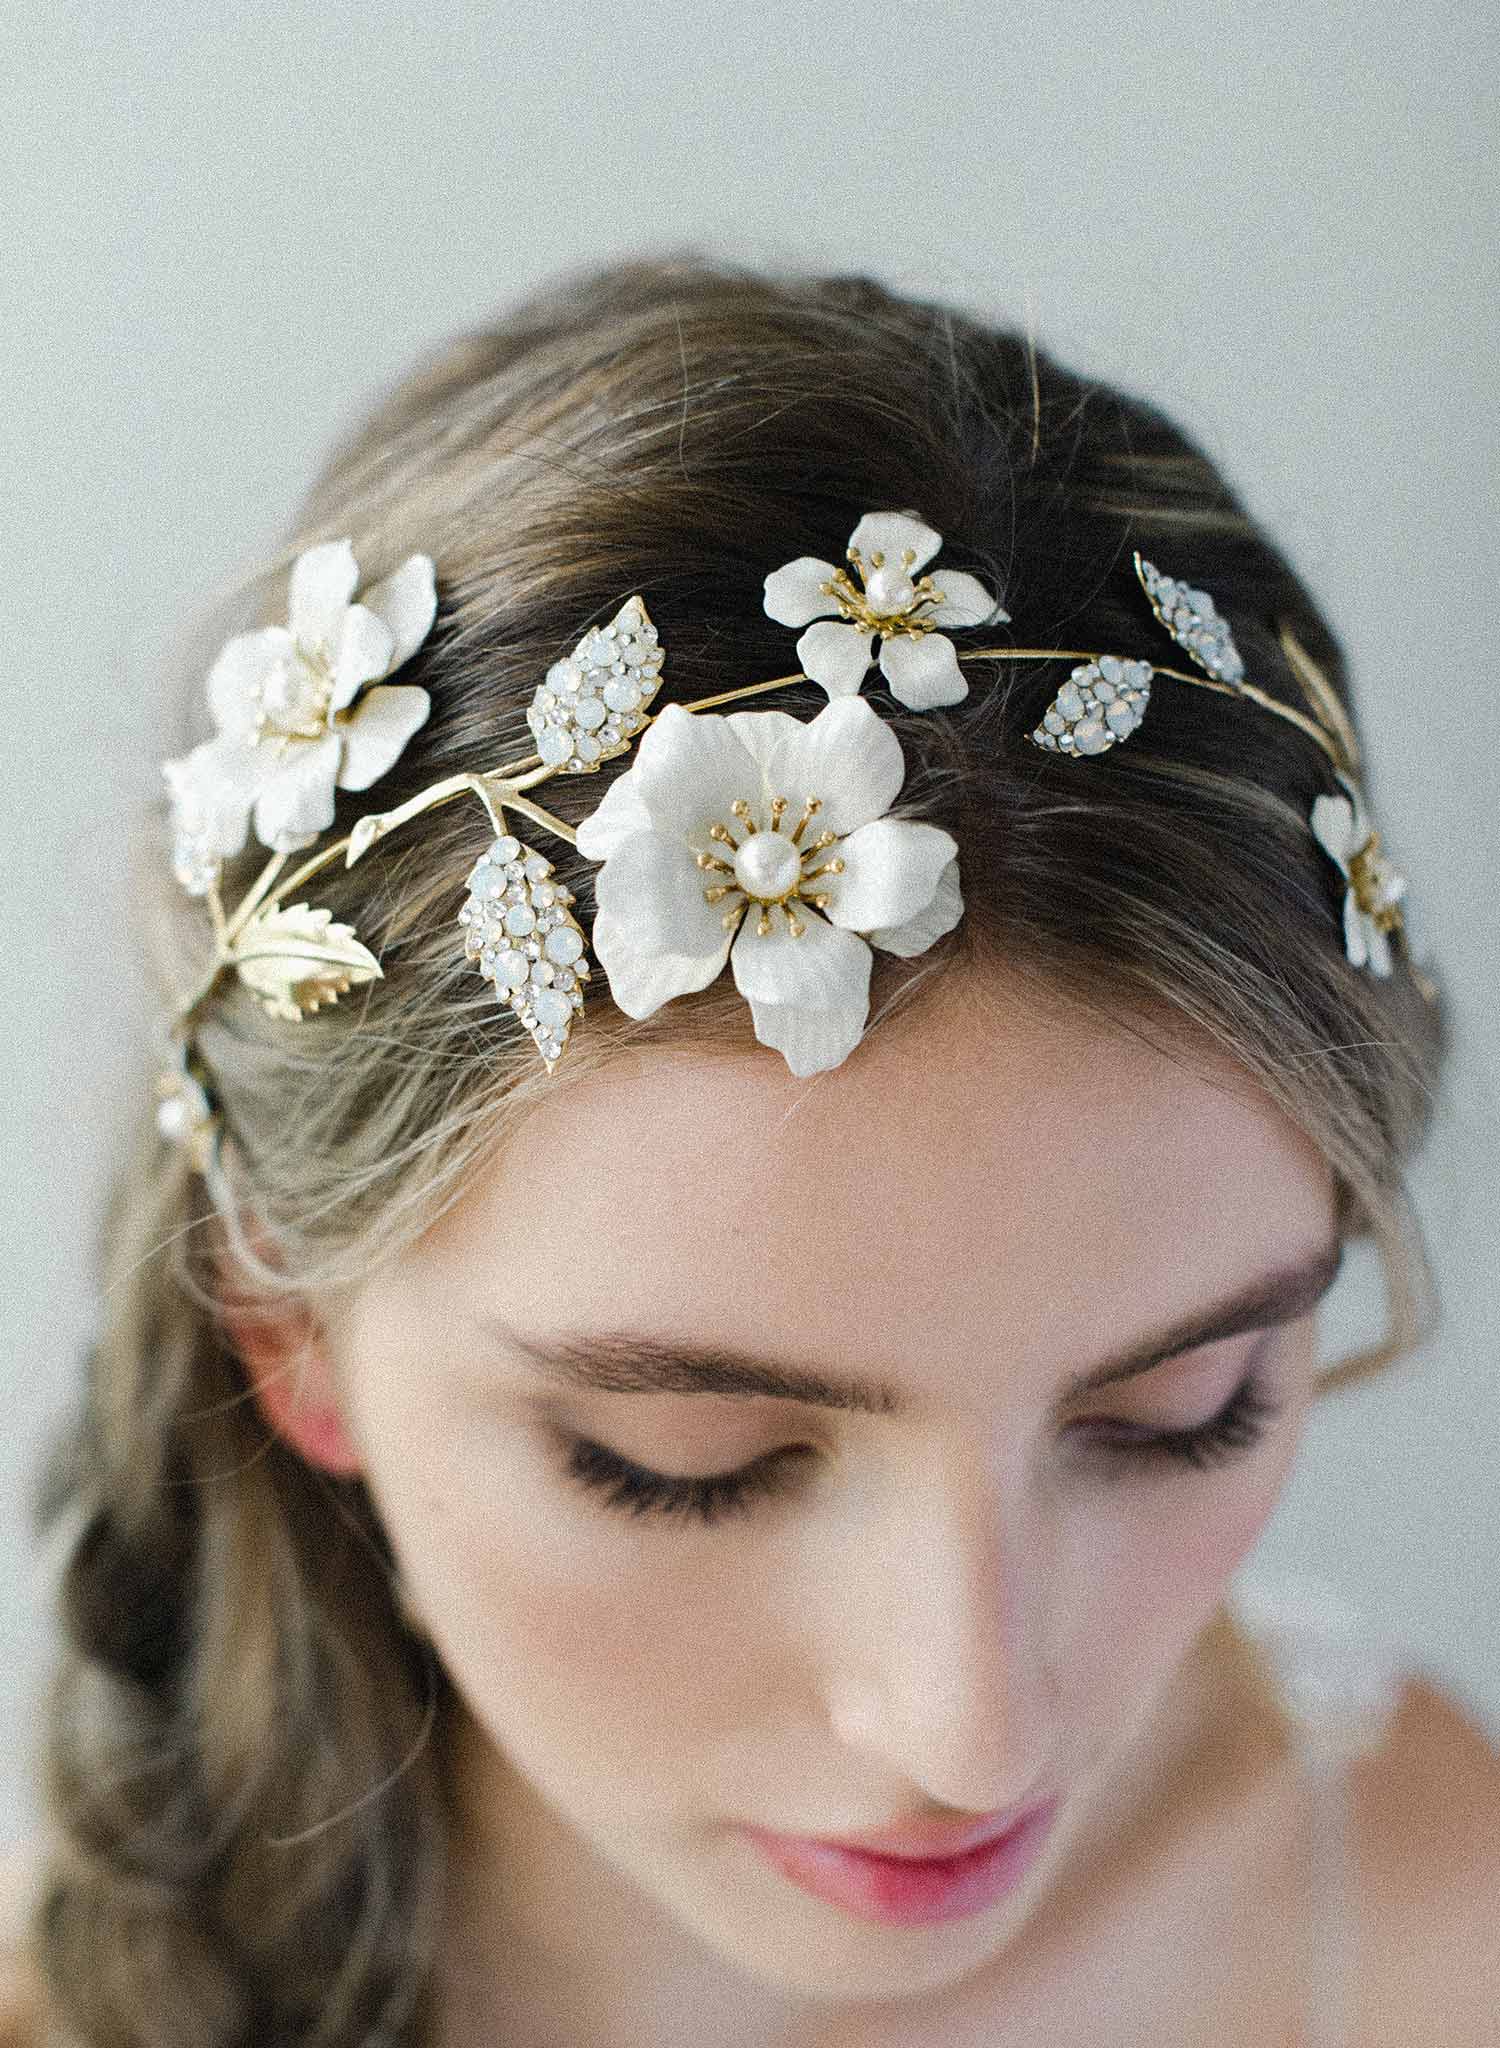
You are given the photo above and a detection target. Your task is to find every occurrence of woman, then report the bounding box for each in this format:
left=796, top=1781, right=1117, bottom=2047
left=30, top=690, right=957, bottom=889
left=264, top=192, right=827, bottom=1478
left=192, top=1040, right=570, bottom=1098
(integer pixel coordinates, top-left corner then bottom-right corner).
left=13, top=257, right=1498, bottom=2045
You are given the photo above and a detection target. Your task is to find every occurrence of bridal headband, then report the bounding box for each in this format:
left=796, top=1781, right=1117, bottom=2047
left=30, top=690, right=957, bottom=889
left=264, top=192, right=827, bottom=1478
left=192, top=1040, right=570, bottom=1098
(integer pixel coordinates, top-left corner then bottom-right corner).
left=155, top=511, right=1414, bottom=1171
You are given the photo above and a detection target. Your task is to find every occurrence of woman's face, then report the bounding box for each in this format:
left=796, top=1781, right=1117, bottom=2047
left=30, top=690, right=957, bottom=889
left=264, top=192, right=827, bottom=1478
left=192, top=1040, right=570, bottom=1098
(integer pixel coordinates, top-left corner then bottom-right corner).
left=316, top=977, right=1338, bottom=2008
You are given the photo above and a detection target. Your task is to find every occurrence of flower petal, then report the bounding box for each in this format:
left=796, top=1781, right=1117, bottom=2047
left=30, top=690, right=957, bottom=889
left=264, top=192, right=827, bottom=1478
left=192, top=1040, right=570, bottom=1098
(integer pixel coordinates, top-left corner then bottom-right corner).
left=721, top=708, right=814, bottom=780
left=589, top=909, right=733, bottom=1018
left=762, top=556, right=841, bottom=628
left=360, top=554, right=437, bottom=669
left=846, top=511, right=942, bottom=577
left=767, top=694, right=906, bottom=836
left=867, top=854, right=964, bottom=957
left=730, top=913, right=873, bottom=1077
left=925, top=569, right=1006, bottom=629
left=1341, top=889, right=1370, bottom=970
left=331, top=604, right=397, bottom=709
left=1310, top=793, right=1355, bottom=872
left=207, top=626, right=294, bottom=739
left=796, top=620, right=875, bottom=698
left=164, top=736, right=266, bottom=859
left=818, top=819, right=957, bottom=933
left=336, top=684, right=431, bottom=790
left=592, top=826, right=738, bottom=964
left=250, top=734, right=342, bottom=853
left=729, top=903, right=871, bottom=1012
left=1365, top=919, right=1394, bottom=978
left=288, top=540, right=359, bottom=650
left=575, top=764, right=656, bottom=860
left=742, top=992, right=871, bottom=1077
left=623, top=703, right=762, bottom=842
left=878, top=631, right=969, bottom=710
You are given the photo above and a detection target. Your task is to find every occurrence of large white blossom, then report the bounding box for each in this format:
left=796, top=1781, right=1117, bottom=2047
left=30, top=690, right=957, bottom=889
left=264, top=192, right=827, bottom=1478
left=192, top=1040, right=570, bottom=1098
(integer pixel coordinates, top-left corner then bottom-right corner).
left=1310, top=776, right=1407, bottom=977
left=574, top=695, right=962, bottom=1076
left=762, top=510, right=1006, bottom=712
left=163, top=539, right=438, bottom=878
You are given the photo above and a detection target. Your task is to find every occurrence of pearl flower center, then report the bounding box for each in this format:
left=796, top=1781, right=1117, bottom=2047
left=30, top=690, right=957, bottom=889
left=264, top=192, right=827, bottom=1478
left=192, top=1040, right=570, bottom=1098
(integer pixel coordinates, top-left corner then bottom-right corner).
left=732, top=829, right=801, bottom=900
left=697, top=794, right=846, bottom=939
left=862, top=561, right=916, bottom=614
left=253, top=642, right=336, bottom=748
left=820, top=543, right=943, bottom=640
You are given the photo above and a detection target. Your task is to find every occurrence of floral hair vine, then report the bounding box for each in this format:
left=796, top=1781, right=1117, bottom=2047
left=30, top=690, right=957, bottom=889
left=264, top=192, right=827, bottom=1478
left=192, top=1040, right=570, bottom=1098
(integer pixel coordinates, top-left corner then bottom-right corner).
left=156, top=510, right=1414, bottom=1173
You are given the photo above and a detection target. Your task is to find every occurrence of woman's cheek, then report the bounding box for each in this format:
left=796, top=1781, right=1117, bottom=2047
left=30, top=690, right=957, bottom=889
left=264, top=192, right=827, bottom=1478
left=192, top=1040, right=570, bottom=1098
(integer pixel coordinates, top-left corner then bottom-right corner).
left=385, top=1419, right=756, bottom=1738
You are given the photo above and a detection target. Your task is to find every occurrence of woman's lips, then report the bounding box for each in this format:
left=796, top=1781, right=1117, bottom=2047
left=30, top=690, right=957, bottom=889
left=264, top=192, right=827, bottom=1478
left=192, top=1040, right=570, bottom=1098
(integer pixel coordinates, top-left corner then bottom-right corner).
left=811, top=1794, right=1058, bottom=1860
left=740, top=1795, right=1062, bottom=1927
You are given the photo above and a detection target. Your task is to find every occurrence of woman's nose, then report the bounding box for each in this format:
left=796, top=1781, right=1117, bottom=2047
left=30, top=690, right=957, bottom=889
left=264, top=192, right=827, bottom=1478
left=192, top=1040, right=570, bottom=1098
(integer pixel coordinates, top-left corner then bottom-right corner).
left=821, top=1470, right=1059, bottom=1809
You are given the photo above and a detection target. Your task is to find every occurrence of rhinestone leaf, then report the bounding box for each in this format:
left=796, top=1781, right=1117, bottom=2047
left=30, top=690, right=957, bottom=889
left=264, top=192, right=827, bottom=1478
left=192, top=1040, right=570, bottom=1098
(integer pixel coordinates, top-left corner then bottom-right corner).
left=459, top=835, right=591, bottom=1069
left=1029, top=657, right=1153, bottom=757
left=525, top=596, right=665, bottom=775
left=1134, top=555, right=1244, bottom=684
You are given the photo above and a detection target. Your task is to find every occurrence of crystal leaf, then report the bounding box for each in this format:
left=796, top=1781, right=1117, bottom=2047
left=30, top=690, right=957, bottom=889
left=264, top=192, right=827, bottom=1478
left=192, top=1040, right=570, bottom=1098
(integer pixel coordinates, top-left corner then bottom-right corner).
left=1134, top=554, right=1244, bottom=684
left=525, top=596, right=665, bottom=774
left=229, top=902, right=383, bottom=1021
left=171, top=824, right=221, bottom=898
left=458, top=834, right=591, bottom=1070
left=1029, top=657, right=1153, bottom=757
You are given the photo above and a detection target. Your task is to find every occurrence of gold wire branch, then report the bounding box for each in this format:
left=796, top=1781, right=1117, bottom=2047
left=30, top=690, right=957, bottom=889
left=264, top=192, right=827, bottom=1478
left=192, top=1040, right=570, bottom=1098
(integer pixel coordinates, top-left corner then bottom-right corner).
left=172, top=625, right=1360, bottom=1046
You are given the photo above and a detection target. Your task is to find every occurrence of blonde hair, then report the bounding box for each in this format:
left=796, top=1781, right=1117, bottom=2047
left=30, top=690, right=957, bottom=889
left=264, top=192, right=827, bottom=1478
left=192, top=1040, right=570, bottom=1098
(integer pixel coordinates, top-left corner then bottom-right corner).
left=33, top=253, right=1446, bottom=2044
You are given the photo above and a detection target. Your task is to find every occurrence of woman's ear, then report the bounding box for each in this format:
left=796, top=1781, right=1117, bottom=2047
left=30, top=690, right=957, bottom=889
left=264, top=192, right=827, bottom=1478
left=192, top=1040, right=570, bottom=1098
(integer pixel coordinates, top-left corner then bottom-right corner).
left=214, top=1231, right=364, bottom=1478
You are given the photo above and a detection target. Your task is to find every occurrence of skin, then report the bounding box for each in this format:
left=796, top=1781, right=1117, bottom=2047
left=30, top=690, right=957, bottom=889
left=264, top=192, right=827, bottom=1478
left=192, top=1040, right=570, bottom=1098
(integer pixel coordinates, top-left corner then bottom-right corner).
left=249, top=974, right=1341, bottom=2048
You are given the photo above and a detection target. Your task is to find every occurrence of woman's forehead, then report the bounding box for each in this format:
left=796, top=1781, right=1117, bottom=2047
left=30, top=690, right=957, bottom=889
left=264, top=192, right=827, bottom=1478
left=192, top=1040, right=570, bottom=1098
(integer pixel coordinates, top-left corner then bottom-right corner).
left=412, top=983, right=1334, bottom=1374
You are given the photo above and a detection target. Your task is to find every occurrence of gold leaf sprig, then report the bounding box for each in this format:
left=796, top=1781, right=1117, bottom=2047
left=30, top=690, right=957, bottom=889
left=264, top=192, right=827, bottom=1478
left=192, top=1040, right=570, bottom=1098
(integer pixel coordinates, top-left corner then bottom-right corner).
left=227, top=901, right=383, bottom=1022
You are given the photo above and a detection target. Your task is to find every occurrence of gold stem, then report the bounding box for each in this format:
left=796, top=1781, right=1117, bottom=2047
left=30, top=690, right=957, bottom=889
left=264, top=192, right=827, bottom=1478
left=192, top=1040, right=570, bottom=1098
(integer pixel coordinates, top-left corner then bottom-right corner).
left=502, top=791, right=576, bottom=846
left=220, top=852, right=289, bottom=946
left=171, top=962, right=229, bottom=1038
left=1276, top=622, right=1362, bottom=776
left=272, top=836, right=360, bottom=900
left=200, top=636, right=1345, bottom=970
left=344, top=772, right=486, bottom=865
left=205, top=881, right=227, bottom=948
left=954, top=648, right=1343, bottom=770
left=679, top=670, right=808, bottom=713
left=1218, top=678, right=1342, bottom=768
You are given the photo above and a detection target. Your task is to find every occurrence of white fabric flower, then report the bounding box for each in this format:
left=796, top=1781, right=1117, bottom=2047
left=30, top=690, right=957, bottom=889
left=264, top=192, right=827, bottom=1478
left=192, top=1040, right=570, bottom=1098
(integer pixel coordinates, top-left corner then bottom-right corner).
left=574, top=695, right=962, bottom=1077
left=762, top=510, right=1007, bottom=711
left=162, top=540, right=437, bottom=867
left=1310, top=776, right=1407, bottom=977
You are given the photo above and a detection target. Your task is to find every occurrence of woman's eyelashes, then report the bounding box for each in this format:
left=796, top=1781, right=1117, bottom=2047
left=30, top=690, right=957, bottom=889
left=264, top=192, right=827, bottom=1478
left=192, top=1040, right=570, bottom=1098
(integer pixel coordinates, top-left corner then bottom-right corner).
left=557, top=1364, right=1286, bottom=1528
left=562, top=1433, right=812, bottom=1526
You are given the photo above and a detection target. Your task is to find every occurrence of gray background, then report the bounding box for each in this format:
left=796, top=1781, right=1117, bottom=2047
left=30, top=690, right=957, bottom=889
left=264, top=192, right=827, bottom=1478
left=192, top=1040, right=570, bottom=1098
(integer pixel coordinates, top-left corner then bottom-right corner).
left=3, top=2, right=1496, bottom=1842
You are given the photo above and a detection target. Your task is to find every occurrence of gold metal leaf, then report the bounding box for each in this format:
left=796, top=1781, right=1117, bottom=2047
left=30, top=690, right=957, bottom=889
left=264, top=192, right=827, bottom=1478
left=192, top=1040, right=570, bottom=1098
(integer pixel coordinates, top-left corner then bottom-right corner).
left=229, top=901, right=383, bottom=1022
left=1277, top=620, right=1363, bottom=778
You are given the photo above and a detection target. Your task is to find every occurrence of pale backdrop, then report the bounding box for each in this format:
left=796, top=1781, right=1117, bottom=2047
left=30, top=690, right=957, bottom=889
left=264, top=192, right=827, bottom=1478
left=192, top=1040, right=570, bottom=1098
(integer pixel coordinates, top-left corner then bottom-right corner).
left=3, top=0, right=1496, bottom=1839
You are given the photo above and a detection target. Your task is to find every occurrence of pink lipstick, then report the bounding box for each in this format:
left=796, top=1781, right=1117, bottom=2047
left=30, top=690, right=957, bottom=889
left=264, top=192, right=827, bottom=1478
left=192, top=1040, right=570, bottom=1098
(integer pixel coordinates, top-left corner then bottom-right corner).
left=740, top=1795, right=1061, bottom=1927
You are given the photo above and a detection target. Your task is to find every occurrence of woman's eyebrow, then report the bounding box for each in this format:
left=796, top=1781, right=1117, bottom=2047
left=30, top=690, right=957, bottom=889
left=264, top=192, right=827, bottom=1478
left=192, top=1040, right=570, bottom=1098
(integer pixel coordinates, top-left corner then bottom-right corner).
left=489, top=1236, right=1345, bottom=1416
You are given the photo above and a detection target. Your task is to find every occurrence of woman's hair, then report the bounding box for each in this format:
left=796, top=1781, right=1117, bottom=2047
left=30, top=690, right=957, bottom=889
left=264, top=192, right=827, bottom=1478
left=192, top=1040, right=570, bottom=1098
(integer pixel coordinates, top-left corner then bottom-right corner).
left=33, top=253, right=1447, bottom=2044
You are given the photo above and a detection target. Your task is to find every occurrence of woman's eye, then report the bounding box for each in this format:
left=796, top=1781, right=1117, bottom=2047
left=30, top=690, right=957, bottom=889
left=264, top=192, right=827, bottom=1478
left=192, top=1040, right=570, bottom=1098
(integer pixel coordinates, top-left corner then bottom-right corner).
left=559, top=1367, right=1284, bottom=1529
left=561, top=1434, right=810, bottom=1526
left=1080, top=1368, right=1283, bottom=1477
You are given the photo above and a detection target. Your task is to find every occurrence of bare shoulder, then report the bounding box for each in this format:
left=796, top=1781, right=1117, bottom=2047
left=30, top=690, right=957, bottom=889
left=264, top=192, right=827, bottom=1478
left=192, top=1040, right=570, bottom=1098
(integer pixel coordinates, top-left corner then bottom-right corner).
left=0, top=1841, right=43, bottom=2048
left=1350, top=1672, right=1500, bottom=2045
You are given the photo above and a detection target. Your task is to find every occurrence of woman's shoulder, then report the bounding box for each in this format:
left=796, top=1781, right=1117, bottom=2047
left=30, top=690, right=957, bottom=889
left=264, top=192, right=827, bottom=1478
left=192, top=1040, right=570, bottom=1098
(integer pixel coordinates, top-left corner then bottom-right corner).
left=1350, top=1668, right=1500, bottom=2044
left=1229, top=1572, right=1500, bottom=2043
left=0, top=1841, right=43, bottom=2048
